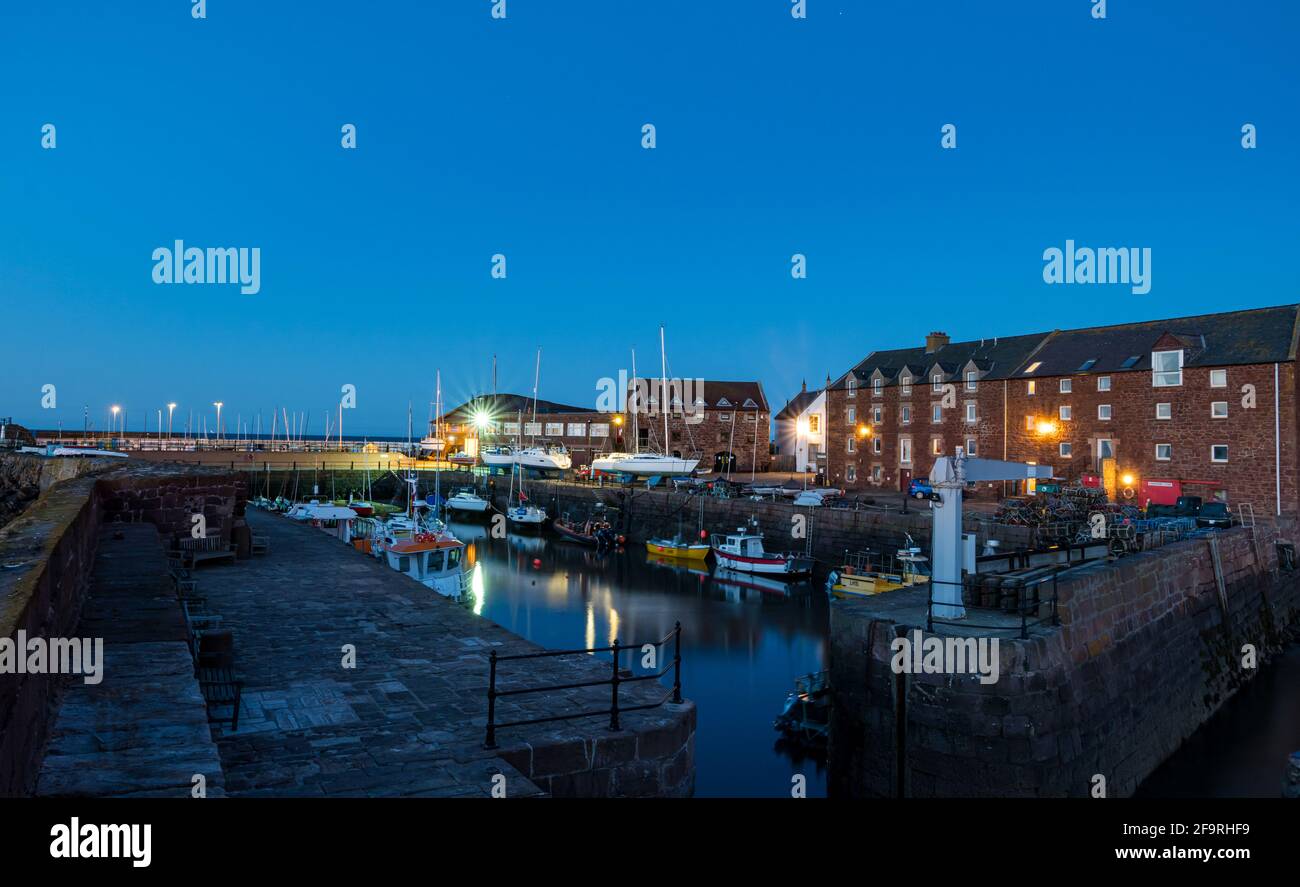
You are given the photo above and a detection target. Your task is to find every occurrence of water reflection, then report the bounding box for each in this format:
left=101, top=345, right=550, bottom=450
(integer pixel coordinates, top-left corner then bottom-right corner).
left=454, top=521, right=829, bottom=797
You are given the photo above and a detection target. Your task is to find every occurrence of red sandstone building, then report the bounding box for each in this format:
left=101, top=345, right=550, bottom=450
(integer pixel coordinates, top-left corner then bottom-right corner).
left=825, top=305, right=1300, bottom=516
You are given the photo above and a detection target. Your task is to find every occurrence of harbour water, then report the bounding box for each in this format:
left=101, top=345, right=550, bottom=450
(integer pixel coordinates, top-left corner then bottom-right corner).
left=452, top=521, right=830, bottom=798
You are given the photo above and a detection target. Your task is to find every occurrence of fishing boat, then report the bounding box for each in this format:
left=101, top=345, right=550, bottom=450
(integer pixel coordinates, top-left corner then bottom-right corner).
left=826, top=542, right=930, bottom=598
left=646, top=536, right=710, bottom=559
left=382, top=532, right=472, bottom=601
left=446, top=488, right=490, bottom=515
left=553, top=513, right=619, bottom=547
left=710, top=523, right=813, bottom=577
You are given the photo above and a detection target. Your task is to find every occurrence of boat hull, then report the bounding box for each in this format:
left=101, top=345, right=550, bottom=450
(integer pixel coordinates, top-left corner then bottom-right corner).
left=614, top=456, right=700, bottom=476
left=646, top=541, right=709, bottom=560
left=712, top=551, right=813, bottom=576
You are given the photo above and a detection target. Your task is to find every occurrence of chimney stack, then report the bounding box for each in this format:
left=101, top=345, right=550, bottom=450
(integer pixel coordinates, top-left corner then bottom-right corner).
left=925, top=331, right=950, bottom=353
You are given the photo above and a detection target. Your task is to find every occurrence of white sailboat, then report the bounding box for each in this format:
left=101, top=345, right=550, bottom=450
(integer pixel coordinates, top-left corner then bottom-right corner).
left=591, top=346, right=638, bottom=474
left=505, top=447, right=547, bottom=528
left=607, top=327, right=700, bottom=477
left=447, top=488, right=491, bottom=514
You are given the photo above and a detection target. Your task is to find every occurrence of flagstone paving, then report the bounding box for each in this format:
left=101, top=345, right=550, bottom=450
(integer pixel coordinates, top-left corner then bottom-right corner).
left=195, top=509, right=679, bottom=797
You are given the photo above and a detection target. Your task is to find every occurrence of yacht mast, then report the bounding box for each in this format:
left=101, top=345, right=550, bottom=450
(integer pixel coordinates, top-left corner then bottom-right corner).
left=659, top=325, right=669, bottom=455
left=631, top=347, right=639, bottom=454
left=531, top=348, right=541, bottom=443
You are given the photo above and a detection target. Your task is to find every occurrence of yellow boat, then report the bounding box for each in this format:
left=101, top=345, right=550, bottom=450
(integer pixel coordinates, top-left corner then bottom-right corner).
left=828, top=548, right=929, bottom=598
left=646, top=537, right=710, bottom=560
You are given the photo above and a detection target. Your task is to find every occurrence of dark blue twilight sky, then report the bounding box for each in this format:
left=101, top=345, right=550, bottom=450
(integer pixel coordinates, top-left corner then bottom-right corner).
left=1, top=1, right=1296, bottom=435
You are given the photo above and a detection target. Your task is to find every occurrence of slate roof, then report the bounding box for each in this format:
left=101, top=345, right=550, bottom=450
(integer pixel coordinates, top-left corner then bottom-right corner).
left=629, top=379, right=768, bottom=411
left=1014, top=304, right=1300, bottom=376
left=835, top=333, right=1048, bottom=390
left=444, top=393, right=590, bottom=420
left=775, top=389, right=820, bottom=421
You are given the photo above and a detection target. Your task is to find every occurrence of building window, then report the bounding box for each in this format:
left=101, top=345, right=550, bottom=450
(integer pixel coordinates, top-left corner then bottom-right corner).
left=1098, top=376, right=1111, bottom=391
left=966, top=371, right=978, bottom=390
left=901, top=406, right=911, bottom=424
left=900, top=438, right=912, bottom=464
left=965, top=438, right=977, bottom=456
left=589, top=423, right=609, bottom=437
left=901, top=375, right=912, bottom=397
left=1210, top=369, right=1227, bottom=388
left=1024, top=361, right=1042, bottom=374
left=872, top=377, right=882, bottom=396
left=1059, top=443, right=1072, bottom=457
left=1098, top=404, right=1112, bottom=420
left=1211, top=445, right=1228, bottom=463
left=847, top=406, right=856, bottom=423
left=1059, top=405, right=1072, bottom=421
left=1027, top=380, right=1036, bottom=395
left=931, top=405, right=942, bottom=423
left=545, top=422, right=564, bottom=436
left=846, top=465, right=857, bottom=482
left=872, top=437, right=882, bottom=454
left=847, top=437, right=855, bottom=453
left=1060, top=379, right=1072, bottom=393
left=1152, top=350, right=1184, bottom=387
left=847, top=377, right=856, bottom=398
left=1024, top=415, right=1035, bottom=431
left=504, top=422, right=520, bottom=436
left=524, top=422, right=542, bottom=437
left=1211, top=402, right=1228, bottom=419
left=808, top=415, right=820, bottom=433
left=1156, top=403, right=1171, bottom=420
left=567, top=423, right=586, bottom=437
left=931, top=438, right=943, bottom=456
left=719, top=413, right=731, bottom=423
left=1098, top=439, right=1114, bottom=460
left=872, top=407, right=882, bottom=424
left=965, top=403, right=977, bottom=423
left=872, top=465, right=882, bottom=482
left=932, top=374, right=943, bottom=393
left=1156, top=443, right=1172, bottom=461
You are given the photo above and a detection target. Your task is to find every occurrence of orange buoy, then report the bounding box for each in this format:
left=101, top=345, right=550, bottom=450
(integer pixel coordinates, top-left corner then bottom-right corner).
left=532, top=558, right=542, bottom=569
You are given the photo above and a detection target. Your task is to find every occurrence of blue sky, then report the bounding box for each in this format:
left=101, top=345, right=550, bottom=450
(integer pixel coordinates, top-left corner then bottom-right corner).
left=1, top=1, right=1296, bottom=435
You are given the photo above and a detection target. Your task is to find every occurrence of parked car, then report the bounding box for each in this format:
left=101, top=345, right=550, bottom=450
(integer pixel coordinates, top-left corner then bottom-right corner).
left=1196, top=502, right=1233, bottom=529
left=908, top=478, right=934, bottom=500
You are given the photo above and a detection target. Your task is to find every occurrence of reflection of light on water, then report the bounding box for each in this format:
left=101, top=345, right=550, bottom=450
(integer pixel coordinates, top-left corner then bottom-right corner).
left=584, top=602, right=595, bottom=653
left=609, top=606, right=620, bottom=649
left=471, top=562, right=485, bottom=615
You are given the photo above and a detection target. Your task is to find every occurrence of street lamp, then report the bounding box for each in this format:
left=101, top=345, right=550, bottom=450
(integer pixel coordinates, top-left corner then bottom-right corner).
left=167, top=403, right=177, bottom=446
left=110, top=405, right=120, bottom=440
left=214, top=402, right=224, bottom=443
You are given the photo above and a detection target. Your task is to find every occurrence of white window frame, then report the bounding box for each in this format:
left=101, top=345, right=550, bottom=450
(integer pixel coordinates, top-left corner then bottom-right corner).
left=847, top=437, right=855, bottom=453
left=1211, top=401, right=1228, bottom=419
left=1155, top=403, right=1171, bottom=420
left=847, top=406, right=856, bottom=424
left=899, top=438, right=912, bottom=464
left=1152, top=349, right=1184, bottom=387
left=872, top=406, right=882, bottom=424
left=1098, top=404, right=1112, bottom=420
left=567, top=422, right=586, bottom=437
left=901, top=405, right=911, bottom=425
left=965, top=437, right=977, bottom=456
left=872, top=465, right=882, bottom=482
left=1097, top=376, right=1111, bottom=391
left=931, top=405, right=942, bottom=423
left=901, top=375, right=912, bottom=397
left=1059, top=405, right=1072, bottom=421
left=1027, top=380, right=1036, bottom=395
left=966, top=371, right=978, bottom=391
left=1155, top=443, right=1172, bottom=461
left=1059, top=442, right=1072, bottom=457
left=1209, top=369, right=1227, bottom=388
left=847, top=377, right=857, bottom=398
left=1211, top=444, right=1228, bottom=463
left=965, top=403, right=977, bottom=423
left=1059, top=379, right=1072, bottom=393
left=846, top=465, right=857, bottom=482
left=872, top=437, right=882, bottom=454
left=872, top=377, right=882, bottom=396
left=932, top=374, right=943, bottom=393
left=931, top=438, right=943, bottom=456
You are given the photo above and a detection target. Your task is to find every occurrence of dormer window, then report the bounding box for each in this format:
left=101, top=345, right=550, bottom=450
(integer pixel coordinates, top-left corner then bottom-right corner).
left=742, top=398, right=758, bottom=408
left=965, top=371, right=977, bottom=391
left=717, top=397, right=731, bottom=408
left=931, top=373, right=943, bottom=393
left=1152, top=350, right=1183, bottom=387
left=901, top=374, right=912, bottom=397
left=872, top=377, right=882, bottom=396
left=846, top=377, right=856, bottom=398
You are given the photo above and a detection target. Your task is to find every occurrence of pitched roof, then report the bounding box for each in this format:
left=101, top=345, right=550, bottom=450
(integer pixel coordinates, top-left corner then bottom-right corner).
left=775, top=389, right=820, bottom=421
left=1014, top=304, right=1300, bottom=376
left=836, top=333, right=1048, bottom=389
left=444, top=393, right=589, bottom=421
left=629, top=379, right=768, bottom=411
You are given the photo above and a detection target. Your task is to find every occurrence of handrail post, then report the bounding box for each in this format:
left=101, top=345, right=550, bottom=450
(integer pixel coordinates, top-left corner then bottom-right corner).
left=926, top=583, right=933, bottom=632
left=484, top=650, right=499, bottom=749
left=609, top=639, right=621, bottom=731
left=672, top=622, right=682, bottom=704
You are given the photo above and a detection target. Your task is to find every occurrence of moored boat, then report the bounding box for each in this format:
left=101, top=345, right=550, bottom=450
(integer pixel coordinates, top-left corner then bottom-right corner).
left=827, top=544, right=930, bottom=598
left=646, top=536, right=710, bottom=560
left=553, top=513, right=619, bottom=547
left=710, top=525, right=813, bottom=577
left=446, top=489, right=490, bottom=514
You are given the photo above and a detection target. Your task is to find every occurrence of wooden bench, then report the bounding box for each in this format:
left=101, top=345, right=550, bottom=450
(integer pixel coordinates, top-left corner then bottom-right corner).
left=196, top=630, right=243, bottom=731
left=177, top=535, right=237, bottom=569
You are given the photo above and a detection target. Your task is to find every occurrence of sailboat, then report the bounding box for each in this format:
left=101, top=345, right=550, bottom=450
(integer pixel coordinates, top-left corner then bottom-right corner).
left=601, top=326, right=700, bottom=477
left=506, top=463, right=547, bottom=528
left=591, top=346, right=639, bottom=475
left=513, top=348, right=571, bottom=471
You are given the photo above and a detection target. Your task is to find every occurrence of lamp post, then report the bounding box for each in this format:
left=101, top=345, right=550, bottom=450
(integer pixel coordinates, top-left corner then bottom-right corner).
left=167, top=403, right=176, bottom=448
left=110, top=405, right=120, bottom=441
left=214, top=402, right=224, bottom=443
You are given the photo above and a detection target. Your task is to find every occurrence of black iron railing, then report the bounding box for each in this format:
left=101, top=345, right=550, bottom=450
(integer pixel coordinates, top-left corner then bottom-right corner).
left=926, top=572, right=1061, bottom=640
left=483, top=622, right=683, bottom=749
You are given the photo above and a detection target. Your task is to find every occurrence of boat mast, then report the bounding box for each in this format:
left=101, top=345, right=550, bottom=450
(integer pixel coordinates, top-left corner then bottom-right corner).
left=631, top=348, right=639, bottom=454
left=531, top=348, right=541, bottom=445
left=659, top=325, right=669, bottom=456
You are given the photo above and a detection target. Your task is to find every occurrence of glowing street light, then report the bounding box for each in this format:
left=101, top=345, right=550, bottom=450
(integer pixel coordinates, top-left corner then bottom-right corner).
left=213, top=402, right=224, bottom=442
left=167, top=403, right=177, bottom=441
left=1034, top=419, right=1058, bottom=437
left=110, top=405, right=120, bottom=439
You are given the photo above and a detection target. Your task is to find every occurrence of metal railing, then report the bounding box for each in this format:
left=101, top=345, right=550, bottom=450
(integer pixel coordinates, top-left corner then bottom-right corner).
left=926, top=572, right=1061, bottom=640
left=483, top=622, right=683, bottom=749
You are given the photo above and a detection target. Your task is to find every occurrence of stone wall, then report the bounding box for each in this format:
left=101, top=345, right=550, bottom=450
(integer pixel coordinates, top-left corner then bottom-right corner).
left=0, top=477, right=102, bottom=795
left=496, top=701, right=695, bottom=798
left=96, top=466, right=247, bottom=546
left=828, top=524, right=1300, bottom=797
